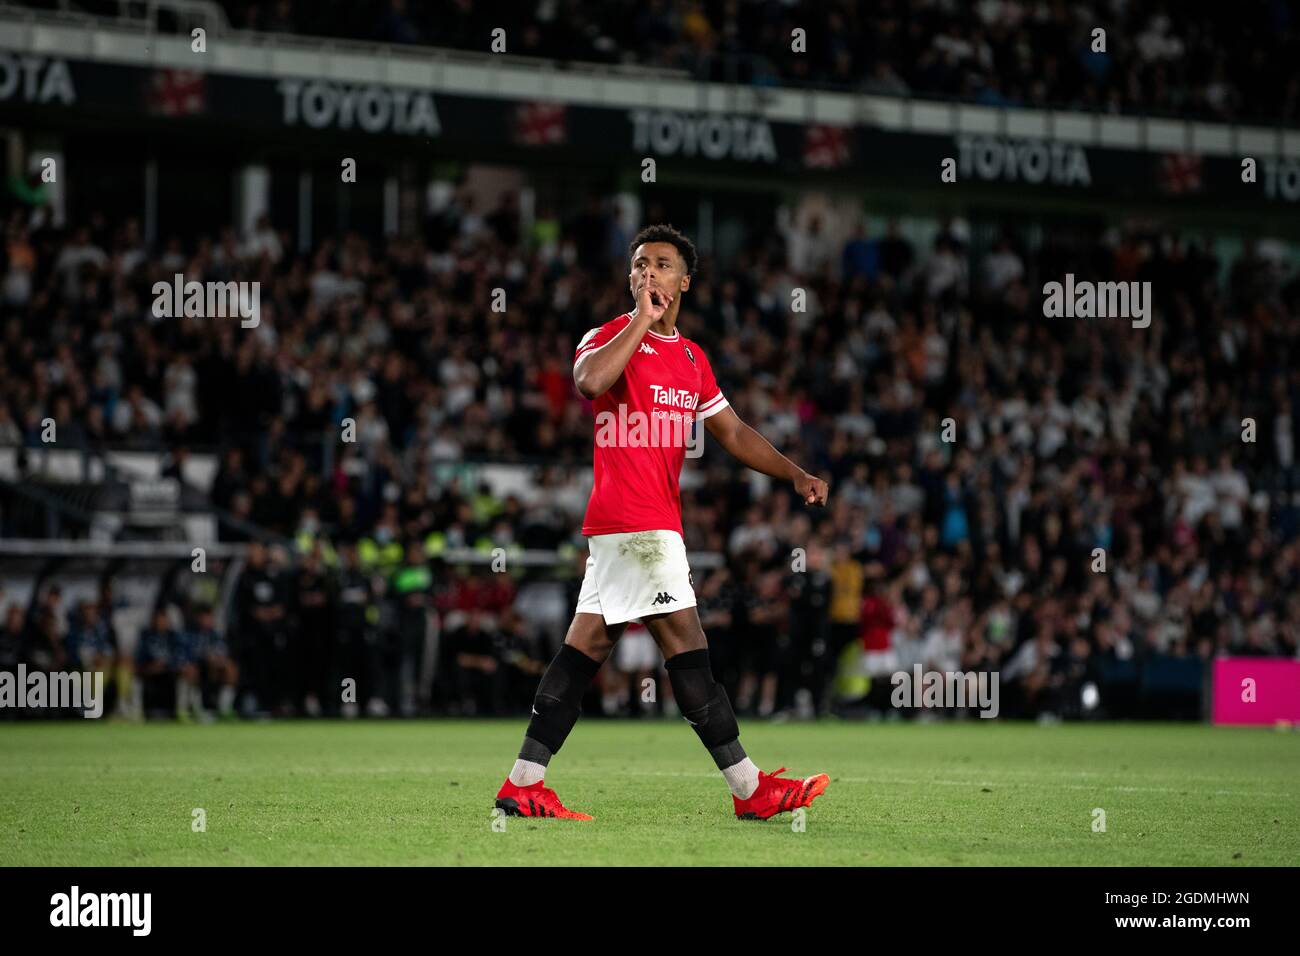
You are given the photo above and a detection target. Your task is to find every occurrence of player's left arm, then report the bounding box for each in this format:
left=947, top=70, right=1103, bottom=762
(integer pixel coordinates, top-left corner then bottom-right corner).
left=703, top=405, right=829, bottom=507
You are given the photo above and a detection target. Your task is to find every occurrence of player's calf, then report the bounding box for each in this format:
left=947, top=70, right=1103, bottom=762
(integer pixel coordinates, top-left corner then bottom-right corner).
left=664, top=647, right=764, bottom=799
left=493, top=639, right=603, bottom=819
left=664, top=646, right=831, bottom=816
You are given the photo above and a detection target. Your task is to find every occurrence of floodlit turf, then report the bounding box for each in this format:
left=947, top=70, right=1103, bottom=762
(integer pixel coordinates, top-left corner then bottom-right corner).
left=1, top=719, right=1296, bottom=865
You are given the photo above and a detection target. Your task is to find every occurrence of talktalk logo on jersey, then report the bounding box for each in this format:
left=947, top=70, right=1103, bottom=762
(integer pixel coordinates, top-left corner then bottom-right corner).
left=649, top=385, right=697, bottom=410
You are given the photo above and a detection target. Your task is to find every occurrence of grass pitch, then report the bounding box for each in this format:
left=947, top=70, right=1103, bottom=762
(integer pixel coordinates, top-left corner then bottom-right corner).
left=1, top=719, right=1296, bottom=866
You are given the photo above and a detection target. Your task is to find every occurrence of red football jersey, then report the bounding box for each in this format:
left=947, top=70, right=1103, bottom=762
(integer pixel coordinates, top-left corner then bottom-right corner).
left=574, top=313, right=728, bottom=536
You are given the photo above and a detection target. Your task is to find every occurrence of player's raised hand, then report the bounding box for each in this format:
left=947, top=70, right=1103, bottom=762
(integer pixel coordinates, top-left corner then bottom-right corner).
left=637, top=277, right=672, bottom=322
left=794, top=472, right=829, bottom=507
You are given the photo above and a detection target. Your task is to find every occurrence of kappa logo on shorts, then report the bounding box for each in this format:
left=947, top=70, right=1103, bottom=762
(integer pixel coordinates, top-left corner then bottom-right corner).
left=651, top=591, right=676, bottom=606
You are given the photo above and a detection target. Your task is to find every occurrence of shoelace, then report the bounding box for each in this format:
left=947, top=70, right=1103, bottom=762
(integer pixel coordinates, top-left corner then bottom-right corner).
left=762, top=768, right=807, bottom=812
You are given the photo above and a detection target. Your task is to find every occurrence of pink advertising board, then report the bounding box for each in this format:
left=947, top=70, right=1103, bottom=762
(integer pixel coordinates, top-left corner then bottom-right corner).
left=1212, top=657, right=1300, bottom=726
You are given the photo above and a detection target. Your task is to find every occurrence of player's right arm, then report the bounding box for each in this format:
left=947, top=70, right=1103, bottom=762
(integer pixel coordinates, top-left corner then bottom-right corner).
left=573, top=282, right=670, bottom=399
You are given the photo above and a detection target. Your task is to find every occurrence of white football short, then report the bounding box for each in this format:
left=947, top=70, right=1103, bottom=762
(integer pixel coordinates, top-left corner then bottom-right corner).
left=575, top=529, right=697, bottom=626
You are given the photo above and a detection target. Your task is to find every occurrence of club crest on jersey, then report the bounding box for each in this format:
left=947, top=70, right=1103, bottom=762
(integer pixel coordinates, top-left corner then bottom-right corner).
left=684, top=343, right=696, bottom=365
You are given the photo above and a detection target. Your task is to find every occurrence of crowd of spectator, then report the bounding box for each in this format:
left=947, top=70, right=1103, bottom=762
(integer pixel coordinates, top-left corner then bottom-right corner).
left=0, top=551, right=555, bottom=720
left=3, top=167, right=1300, bottom=722
left=174, top=0, right=1300, bottom=123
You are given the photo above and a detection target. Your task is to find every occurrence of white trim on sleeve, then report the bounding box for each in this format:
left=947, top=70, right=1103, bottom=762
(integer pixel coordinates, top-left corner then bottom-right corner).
left=574, top=338, right=613, bottom=372
left=695, top=393, right=729, bottom=421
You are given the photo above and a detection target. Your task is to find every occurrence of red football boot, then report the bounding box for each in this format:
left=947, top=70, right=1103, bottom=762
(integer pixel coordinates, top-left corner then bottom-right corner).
left=732, top=767, right=830, bottom=820
left=495, top=778, right=593, bottom=820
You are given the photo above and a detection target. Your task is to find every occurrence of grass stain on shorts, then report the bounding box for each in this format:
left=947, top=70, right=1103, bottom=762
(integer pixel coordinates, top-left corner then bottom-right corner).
left=619, top=532, right=669, bottom=590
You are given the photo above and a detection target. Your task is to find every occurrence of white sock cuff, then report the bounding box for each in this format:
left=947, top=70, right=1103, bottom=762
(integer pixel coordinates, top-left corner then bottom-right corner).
left=508, top=759, right=547, bottom=787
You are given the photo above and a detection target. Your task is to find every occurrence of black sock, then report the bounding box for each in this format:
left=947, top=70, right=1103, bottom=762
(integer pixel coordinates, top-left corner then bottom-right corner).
left=707, top=738, right=747, bottom=770
left=517, top=736, right=553, bottom=766
left=522, top=644, right=602, bottom=756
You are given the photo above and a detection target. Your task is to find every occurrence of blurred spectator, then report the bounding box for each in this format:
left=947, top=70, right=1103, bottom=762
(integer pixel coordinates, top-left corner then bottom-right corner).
left=188, top=605, right=239, bottom=718
left=135, top=607, right=180, bottom=719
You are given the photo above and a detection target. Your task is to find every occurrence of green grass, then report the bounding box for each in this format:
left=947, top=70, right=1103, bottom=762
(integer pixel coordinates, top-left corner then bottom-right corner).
left=1, top=719, right=1297, bottom=865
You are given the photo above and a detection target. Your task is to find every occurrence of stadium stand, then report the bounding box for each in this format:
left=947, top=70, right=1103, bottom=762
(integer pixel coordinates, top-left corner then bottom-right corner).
left=193, top=0, right=1300, bottom=123
left=3, top=190, right=1298, bottom=720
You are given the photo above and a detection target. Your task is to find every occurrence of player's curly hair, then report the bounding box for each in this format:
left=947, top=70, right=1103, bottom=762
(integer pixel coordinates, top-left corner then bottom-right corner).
left=629, top=224, right=698, bottom=277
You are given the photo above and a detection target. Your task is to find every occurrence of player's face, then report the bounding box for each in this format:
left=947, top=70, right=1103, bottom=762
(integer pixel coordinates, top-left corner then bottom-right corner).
left=629, top=242, right=690, bottom=305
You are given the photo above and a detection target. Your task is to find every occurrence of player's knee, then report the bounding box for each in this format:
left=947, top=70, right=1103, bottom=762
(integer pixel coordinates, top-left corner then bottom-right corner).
left=567, top=632, right=613, bottom=662
left=564, top=617, right=619, bottom=662
left=665, top=648, right=738, bottom=748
